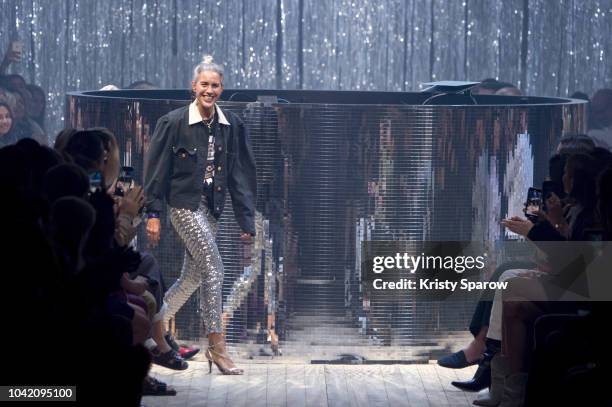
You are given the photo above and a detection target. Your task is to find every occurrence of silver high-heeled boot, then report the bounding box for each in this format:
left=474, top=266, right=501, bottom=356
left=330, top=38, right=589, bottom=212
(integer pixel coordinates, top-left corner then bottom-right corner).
left=473, top=354, right=509, bottom=406
left=499, top=372, right=528, bottom=407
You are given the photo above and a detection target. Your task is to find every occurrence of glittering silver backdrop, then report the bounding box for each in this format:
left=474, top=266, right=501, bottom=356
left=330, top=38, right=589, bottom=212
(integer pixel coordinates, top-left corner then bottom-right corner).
left=67, top=89, right=586, bottom=360
left=1, top=0, right=610, bottom=138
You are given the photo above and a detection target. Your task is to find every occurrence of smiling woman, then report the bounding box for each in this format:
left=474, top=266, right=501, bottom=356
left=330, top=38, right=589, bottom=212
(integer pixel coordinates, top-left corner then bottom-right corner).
left=144, top=54, right=257, bottom=376
left=0, top=101, right=16, bottom=147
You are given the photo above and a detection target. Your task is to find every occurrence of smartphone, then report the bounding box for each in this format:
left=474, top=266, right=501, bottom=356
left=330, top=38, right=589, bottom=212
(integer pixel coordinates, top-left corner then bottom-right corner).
left=524, top=187, right=542, bottom=223
left=11, top=41, right=23, bottom=53
left=89, top=171, right=102, bottom=193
left=115, top=166, right=134, bottom=196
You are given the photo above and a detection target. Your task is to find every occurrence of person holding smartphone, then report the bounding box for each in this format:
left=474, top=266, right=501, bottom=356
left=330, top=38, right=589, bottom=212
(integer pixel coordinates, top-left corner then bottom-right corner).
left=144, top=55, right=256, bottom=375
left=0, top=40, right=22, bottom=75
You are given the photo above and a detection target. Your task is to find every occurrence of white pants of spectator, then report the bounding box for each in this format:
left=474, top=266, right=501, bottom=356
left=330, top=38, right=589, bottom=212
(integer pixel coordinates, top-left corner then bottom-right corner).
left=486, top=268, right=544, bottom=340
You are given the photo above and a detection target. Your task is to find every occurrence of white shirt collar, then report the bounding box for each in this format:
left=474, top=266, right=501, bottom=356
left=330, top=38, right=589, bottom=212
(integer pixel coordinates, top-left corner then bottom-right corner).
left=188, top=100, right=230, bottom=126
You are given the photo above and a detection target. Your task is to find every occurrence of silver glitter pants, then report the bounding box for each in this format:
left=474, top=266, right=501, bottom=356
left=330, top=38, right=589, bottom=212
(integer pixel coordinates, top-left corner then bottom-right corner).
left=164, top=203, right=223, bottom=335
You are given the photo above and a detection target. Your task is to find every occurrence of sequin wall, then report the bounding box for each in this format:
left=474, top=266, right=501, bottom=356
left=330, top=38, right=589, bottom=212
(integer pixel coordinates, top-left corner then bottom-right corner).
left=1, top=0, right=610, bottom=137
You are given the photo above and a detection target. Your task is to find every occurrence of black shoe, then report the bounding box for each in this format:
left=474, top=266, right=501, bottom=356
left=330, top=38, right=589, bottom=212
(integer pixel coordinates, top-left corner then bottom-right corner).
left=164, top=334, right=180, bottom=352
left=450, top=342, right=499, bottom=392
left=151, top=348, right=188, bottom=371
left=438, top=350, right=479, bottom=369
left=451, top=363, right=491, bottom=392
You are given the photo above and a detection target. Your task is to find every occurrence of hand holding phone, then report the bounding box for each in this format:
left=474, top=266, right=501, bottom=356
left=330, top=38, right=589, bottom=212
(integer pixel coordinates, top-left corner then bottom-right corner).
left=7, top=41, right=23, bottom=63
left=119, top=185, right=144, bottom=218
left=115, top=166, right=135, bottom=196
left=544, top=192, right=564, bottom=225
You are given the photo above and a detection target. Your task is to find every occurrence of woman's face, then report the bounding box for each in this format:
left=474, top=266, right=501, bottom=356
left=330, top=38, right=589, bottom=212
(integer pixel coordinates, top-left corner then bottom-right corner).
left=0, top=106, right=12, bottom=136
left=191, top=70, right=223, bottom=111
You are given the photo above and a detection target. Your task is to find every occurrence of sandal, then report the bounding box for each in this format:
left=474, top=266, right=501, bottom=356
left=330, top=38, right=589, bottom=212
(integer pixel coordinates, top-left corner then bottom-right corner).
left=151, top=348, right=188, bottom=370
left=205, top=342, right=244, bottom=375
left=142, top=376, right=177, bottom=396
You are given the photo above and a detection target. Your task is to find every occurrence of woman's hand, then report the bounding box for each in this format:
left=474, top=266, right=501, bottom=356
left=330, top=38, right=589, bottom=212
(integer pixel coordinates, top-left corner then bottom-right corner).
left=147, top=218, right=161, bottom=247
left=121, top=272, right=148, bottom=295
left=501, top=216, right=534, bottom=237
left=119, top=185, right=144, bottom=218
left=240, top=231, right=252, bottom=242
left=544, top=192, right=564, bottom=224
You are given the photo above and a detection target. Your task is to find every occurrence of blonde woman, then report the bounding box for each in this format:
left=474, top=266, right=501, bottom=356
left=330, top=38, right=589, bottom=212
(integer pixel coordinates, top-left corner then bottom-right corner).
left=145, top=55, right=256, bottom=375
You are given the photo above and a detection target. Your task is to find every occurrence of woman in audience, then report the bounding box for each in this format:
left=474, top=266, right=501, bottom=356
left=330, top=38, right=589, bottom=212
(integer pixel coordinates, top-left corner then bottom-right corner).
left=0, top=101, right=17, bottom=147
left=474, top=152, right=607, bottom=407
left=443, top=136, right=597, bottom=392
left=26, top=83, right=46, bottom=130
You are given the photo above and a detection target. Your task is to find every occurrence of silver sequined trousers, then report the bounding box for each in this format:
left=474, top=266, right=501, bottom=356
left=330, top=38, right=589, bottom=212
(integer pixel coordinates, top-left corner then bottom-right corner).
left=164, top=203, right=223, bottom=335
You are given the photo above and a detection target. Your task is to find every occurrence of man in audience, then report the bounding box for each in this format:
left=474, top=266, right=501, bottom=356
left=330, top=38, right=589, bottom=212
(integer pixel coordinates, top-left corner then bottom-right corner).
left=588, top=88, right=612, bottom=150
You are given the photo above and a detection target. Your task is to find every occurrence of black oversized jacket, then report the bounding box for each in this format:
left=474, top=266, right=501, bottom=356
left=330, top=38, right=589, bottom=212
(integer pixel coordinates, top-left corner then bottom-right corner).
left=144, top=104, right=257, bottom=235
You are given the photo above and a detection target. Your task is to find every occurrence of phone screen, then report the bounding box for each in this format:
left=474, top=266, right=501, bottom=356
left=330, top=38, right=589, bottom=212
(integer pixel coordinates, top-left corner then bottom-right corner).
left=524, top=187, right=542, bottom=222
left=89, top=171, right=102, bottom=193
left=11, top=41, right=23, bottom=53
left=115, top=166, right=134, bottom=196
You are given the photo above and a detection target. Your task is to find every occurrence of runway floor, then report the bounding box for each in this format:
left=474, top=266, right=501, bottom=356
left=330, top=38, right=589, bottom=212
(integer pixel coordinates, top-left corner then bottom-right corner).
left=143, top=359, right=480, bottom=407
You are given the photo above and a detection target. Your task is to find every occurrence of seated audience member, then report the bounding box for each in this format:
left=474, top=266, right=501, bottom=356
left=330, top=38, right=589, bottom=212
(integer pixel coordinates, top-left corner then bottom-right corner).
left=587, top=88, right=612, bottom=150
left=443, top=140, right=596, bottom=393
left=43, top=163, right=90, bottom=204
left=0, top=101, right=17, bottom=147
left=13, top=91, right=45, bottom=143
left=53, top=127, right=79, bottom=153
left=523, top=167, right=612, bottom=406
left=0, top=76, right=45, bottom=144
left=89, top=127, right=121, bottom=187
left=1, top=141, right=149, bottom=405
left=495, top=85, right=522, bottom=96
left=472, top=78, right=503, bottom=95
left=48, top=196, right=97, bottom=276
left=62, top=127, right=190, bottom=383
left=112, top=168, right=192, bottom=371
left=63, top=129, right=107, bottom=174
left=569, top=91, right=589, bottom=101
left=472, top=79, right=519, bottom=96
left=472, top=152, right=611, bottom=406
left=599, top=166, right=612, bottom=240
left=0, top=40, right=22, bottom=74
left=127, top=80, right=157, bottom=90
left=1, top=73, right=27, bottom=91
left=555, top=133, right=595, bottom=155
left=26, top=83, right=46, bottom=130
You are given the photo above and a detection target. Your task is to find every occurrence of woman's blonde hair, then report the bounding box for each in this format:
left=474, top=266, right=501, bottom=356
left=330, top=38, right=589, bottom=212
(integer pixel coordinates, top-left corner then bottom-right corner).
left=192, top=55, right=224, bottom=82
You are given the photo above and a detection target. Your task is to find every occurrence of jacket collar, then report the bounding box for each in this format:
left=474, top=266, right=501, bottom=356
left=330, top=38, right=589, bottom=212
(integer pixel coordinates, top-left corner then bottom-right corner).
left=188, top=100, right=230, bottom=126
